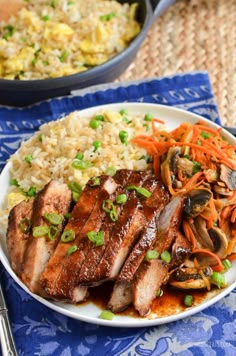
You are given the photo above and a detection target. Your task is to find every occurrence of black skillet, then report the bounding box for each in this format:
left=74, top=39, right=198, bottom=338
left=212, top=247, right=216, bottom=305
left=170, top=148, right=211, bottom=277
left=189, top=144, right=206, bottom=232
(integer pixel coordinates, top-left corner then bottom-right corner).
left=0, top=0, right=175, bottom=106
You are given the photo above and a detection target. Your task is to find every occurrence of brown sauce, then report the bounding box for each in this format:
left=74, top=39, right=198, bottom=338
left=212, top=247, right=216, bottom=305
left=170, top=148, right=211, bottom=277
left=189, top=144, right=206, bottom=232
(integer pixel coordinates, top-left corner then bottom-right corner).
left=78, top=282, right=219, bottom=319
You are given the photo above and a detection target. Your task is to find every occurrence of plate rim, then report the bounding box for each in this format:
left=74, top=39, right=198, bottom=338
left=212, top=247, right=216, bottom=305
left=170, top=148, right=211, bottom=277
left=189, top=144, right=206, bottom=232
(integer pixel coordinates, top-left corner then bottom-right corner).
left=1, top=102, right=235, bottom=328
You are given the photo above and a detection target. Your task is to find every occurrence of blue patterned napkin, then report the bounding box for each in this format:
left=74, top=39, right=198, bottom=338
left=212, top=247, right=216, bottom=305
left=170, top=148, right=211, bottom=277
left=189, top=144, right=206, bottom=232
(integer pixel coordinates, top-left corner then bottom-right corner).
left=0, top=72, right=235, bottom=356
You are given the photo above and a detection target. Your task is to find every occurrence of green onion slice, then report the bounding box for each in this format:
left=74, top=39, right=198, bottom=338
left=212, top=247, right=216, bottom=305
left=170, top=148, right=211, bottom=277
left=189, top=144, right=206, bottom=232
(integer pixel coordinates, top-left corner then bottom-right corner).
left=160, top=250, right=172, bottom=263
left=116, top=194, right=128, bottom=205
left=90, top=177, right=101, bottom=186
left=61, top=229, right=75, bottom=242
left=99, top=310, right=115, bottom=320
left=87, top=230, right=104, bottom=247
left=119, top=130, right=128, bottom=145
left=44, top=212, right=63, bottom=225
left=145, top=250, right=159, bottom=261
left=184, top=295, right=193, bottom=307
left=126, top=185, right=152, bottom=198
left=105, top=166, right=116, bottom=176
left=48, top=225, right=59, bottom=240
left=19, top=218, right=31, bottom=234
left=67, top=245, right=78, bottom=255
left=211, top=272, right=226, bottom=289
left=72, top=159, right=93, bottom=170
left=33, top=226, right=49, bottom=238
left=222, top=259, right=232, bottom=271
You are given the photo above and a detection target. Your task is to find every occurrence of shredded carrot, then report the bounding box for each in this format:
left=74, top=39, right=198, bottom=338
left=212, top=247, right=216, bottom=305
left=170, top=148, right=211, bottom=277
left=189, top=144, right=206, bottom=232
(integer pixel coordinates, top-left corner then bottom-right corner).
left=227, top=253, right=236, bottom=262
left=231, top=206, right=236, bottom=223
left=182, top=221, right=197, bottom=249
left=226, top=236, right=236, bottom=255
left=192, top=248, right=224, bottom=271
left=153, top=155, right=160, bottom=176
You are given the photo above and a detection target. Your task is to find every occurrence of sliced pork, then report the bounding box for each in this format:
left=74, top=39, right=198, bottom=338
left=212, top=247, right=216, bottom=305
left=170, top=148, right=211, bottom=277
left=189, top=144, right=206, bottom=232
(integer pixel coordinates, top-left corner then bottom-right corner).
left=132, top=195, right=185, bottom=316
left=41, top=175, right=118, bottom=300
left=21, top=180, right=72, bottom=296
left=7, top=199, right=34, bottom=276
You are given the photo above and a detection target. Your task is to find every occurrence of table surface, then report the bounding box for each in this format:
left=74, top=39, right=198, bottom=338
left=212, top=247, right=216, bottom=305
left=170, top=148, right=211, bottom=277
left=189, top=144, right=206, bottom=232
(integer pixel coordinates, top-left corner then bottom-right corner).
left=118, top=0, right=236, bottom=127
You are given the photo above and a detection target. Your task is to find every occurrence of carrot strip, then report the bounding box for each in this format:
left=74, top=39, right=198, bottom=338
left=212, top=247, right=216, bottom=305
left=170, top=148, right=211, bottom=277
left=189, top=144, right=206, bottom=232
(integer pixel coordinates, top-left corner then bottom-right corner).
left=153, top=155, right=160, bottom=176
left=227, top=253, right=236, bottom=262
left=182, top=221, right=197, bottom=249
left=192, top=248, right=224, bottom=271
left=226, top=237, right=236, bottom=255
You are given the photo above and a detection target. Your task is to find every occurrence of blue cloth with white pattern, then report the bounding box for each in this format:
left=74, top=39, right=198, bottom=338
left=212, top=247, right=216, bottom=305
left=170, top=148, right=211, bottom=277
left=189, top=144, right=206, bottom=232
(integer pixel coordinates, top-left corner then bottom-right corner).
left=0, top=72, right=235, bottom=356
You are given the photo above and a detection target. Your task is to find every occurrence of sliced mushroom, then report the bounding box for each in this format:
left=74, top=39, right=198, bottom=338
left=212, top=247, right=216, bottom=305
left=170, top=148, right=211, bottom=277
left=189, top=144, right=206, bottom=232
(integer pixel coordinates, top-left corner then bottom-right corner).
left=161, top=147, right=181, bottom=191
left=177, top=157, right=194, bottom=177
left=170, top=266, right=213, bottom=289
left=213, top=184, right=233, bottom=196
left=208, top=227, right=228, bottom=259
left=184, top=188, right=212, bottom=218
left=192, top=216, right=214, bottom=250
left=220, top=164, right=236, bottom=190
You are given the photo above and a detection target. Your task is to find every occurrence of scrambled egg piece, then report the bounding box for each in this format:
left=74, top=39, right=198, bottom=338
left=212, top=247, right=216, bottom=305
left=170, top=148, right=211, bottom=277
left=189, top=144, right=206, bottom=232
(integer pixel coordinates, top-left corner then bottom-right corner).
left=7, top=191, right=26, bottom=209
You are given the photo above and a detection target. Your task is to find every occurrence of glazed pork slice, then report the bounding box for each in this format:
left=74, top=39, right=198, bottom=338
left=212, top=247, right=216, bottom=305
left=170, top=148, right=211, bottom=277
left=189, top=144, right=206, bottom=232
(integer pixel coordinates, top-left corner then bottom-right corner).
left=171, top=231, right=192, bottom=267
left=132, top=195, right=185, bottom=316
left=21, top=180, right=72, bottom=295
left=41, top=175, right=118, bottom=300
left=7, top=199, right=34, bottom=277
left=76, top=169, right=133, bottom=285
left=90, top=170, right=152, bottom=285
left=117, top=176, right=170, bottom=282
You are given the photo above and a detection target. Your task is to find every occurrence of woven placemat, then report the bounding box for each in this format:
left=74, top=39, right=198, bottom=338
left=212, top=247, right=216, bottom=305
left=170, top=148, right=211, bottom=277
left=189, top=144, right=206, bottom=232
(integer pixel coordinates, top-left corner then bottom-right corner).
left=118, top=0, right=236, bottom=126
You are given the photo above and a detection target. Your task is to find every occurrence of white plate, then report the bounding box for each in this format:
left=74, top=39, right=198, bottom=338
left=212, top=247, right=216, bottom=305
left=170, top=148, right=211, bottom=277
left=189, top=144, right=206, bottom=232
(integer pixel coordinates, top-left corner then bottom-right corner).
left=0, top=103, right=235, bottom=328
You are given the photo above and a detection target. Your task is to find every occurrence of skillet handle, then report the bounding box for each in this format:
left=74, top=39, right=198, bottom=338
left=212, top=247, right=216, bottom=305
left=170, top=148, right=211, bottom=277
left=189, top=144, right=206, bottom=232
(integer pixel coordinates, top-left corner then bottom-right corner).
left=149, top=0, right=176, bottom=19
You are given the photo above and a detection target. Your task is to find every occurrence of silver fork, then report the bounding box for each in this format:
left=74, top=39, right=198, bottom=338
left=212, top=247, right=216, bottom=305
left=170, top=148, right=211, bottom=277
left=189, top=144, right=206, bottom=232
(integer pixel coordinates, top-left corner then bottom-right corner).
left=0, top=282, right=17, bottom=356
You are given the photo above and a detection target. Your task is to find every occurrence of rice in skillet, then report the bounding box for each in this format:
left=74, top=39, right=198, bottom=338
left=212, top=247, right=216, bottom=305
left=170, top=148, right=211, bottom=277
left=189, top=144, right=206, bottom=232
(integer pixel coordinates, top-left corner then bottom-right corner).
left=0, top=0, right=140, bottom=80
left=8, top=109, right=152, bottom=200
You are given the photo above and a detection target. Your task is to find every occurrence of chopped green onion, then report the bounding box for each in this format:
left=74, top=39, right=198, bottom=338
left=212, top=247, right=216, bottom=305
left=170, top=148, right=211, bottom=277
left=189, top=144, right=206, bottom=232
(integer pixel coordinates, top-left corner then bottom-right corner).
left=19, top=218, right=31, bottom=234
left=140, top=155, right=151, bottom=163
left=75, top=152, right=84, bottom=160
left=183, top=154, right=191, bottom=159
left=211, top=272, right=226, bottom=289
left=99, top=310, right=114, bottom=320
left=61, top=229, right=75, bottom=242
left=126, top=185, right=152, bottom=198
left=48, top=225, right=59, bottom=240
left=87, top=230, right=104, bottom=246
left=65, top=212, right=72, bottom=219
left=67, top=245, right=78, bottom=255
left=50, top=0, right=58, bottom=8
left=122, top=117, right=132, bottom=124
left=90, top=177, right=101, bottom=186
left=102, top=199, right=115, bottom=213
left=25, top=186, right=37, bottom=197
left=38, top=133, right=43, bottom=142
left=192, top=161, right=202, bottom=174
left=222, top=259, right=232, bottom=271
left=68, top=181, right=82, bottom=193
left=184, top=295, right=193, bottom=307
left=42, top=60, right=49, bottom=66
left=119, top=130, right=128, bottom=145
left=116, top=194, right=128, bottom=205
left=119, top=109, right=128, bottom=116
left=200, top=131, right=211, bottom=139
left=145, top=250, right=159, bottom=261
left=100, top=12, right=116, bottom=21
left=102, top=199, right=118, bottom=221
left=105, top=166, right=116, bottom=176
left=144, top=113, right=154, bottom=122
left=143, top=123, right=150, bottom=132
left=59, top=50, right=69, bottom=62
left=3, top=25, right=15, bottom=40
left=33, top=226, right=49, bottom=238
left=156, top=288, right=163, bottom=297
left=93, top=140, right=101, bottom=152
left=44, top=212, right=63, bottom=225
left=31, top=58, right=38, bottom=67
left=10, top=178, right=19, bottom=187
left=89, top=119, right=100, bottom=129
left=24, top=154, right=33, bottom=164
left=161, top=250, right=172, bottom=263
left=109, top=209, right=118, bottom=222
left=71, top=159, right=92, bottom=170
left=42, top=15, right=50, bottom=21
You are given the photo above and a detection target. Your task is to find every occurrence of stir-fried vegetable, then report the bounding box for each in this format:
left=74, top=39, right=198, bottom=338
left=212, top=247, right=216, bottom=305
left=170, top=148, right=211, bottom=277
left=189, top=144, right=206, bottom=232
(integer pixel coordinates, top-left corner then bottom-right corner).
left=133, top=119, right=236, bottom=291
